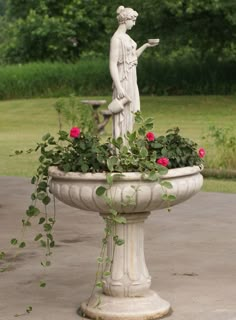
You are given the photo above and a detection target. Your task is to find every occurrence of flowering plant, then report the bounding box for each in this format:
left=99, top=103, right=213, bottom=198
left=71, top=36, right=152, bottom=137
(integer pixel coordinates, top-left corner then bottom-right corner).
left=0, top=111, right=205, bottom=310
left=1, top=112, right=205, bottom=258
left=35, top=112, right=204, bottom=178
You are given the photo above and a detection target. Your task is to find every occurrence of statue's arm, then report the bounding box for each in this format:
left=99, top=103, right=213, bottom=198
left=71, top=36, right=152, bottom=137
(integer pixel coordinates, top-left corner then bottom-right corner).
left=136, top=42, right=159, bottom=58
left=109, top=37, right=126, bottom=99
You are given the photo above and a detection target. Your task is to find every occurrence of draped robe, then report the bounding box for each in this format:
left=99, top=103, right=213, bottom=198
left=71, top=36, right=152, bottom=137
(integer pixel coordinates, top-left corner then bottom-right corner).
left=110, top=32, right=140, bottom=139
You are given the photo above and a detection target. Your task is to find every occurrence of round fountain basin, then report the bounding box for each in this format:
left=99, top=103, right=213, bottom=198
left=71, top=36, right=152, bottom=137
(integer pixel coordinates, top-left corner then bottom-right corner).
left=49, top=166, right=203, bottom=213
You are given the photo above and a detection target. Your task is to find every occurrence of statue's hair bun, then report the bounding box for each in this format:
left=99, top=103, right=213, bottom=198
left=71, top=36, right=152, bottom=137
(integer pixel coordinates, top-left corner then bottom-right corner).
left=117, top=6, right=125, bottom=14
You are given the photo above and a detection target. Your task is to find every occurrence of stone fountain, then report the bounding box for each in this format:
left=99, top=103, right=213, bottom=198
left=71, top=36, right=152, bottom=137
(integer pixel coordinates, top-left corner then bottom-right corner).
left=49, top=6, right=203, bottom=319
left=49, top=167, right=203, bottom=319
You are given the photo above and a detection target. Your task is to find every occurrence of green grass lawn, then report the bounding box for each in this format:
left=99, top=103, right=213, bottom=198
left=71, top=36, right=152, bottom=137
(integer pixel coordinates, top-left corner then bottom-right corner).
left=202, top=178, right=236, bottom=193
left=0, top=95, right=236, bottom=192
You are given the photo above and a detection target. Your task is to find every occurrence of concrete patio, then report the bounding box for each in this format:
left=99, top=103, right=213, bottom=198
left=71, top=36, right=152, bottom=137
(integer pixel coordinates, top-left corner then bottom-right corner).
left=0, top=176, right=236, bottom=320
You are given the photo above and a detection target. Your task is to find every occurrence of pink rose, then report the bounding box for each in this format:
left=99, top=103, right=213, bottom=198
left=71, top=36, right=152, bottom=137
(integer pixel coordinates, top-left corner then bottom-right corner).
left=156, top=157, right=169, bottom=167
left=198, top=148, right=206, bottom=158
left=70, top=127, right=81, bottom=138
left=146, top=131, right=155, bottom=141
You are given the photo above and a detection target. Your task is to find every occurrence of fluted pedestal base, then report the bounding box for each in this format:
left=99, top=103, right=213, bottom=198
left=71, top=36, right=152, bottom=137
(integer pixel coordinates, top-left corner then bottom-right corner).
left=79, top=290, right=170, bottom=320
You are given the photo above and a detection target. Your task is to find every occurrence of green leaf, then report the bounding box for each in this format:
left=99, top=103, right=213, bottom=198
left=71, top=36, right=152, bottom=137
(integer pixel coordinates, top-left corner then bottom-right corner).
left=38, top=181, right=48, bottom=189
left=161, top=148, right=168, bottom=156
left=47, top=234, right=53, bottom=241
left=161, top=181, right=173, bottom=189
left=45, top=261, right=51, bottom=267
left=113, top=216, right=126, bottom=224
left=95, top=281, right=103, bottom=288
left=109, top=209, right=117, bottom=216
left=14, top=150, right=23, bottom=156
left=81, top=163, right=89, bottom=173
left=50, top=241, right=55, bottom=248
left=42, top=133, right=50, bottom=141
left=37, top=191, right=47, bottom=200
left=156, top=165, right=168, bottom=175
left=153, top=142, right=163, bottom=149
left=147, top=171, right=159, bottom=181
left=43, top=223, right=52, bottom=232
left=96, top=186, right=107, bottom=196
left=140, top=147, right=148, bottom=158
left=62, top=163, right=72, bottom=172
left=26, top=306, right=32, bottom=314
left=1, top=266, right=10, bottom=272
left=103, top=271, right=111, bottom=277
left=26, top=205, right=40, bottom=217
left=167, top=195, right=176, bottom=201
left=42, top=196, right=51, bottom=205
left=107, top=156, right=118, bottom=172
left=19, top=242, right=26, bottom=248
left=11, top=238, right=18, bottom=245
left=138, top=127, right=146, bottom=136
left=31, top=176, right=37, bottom=184
left=144, top=123, right=154, bottom=130
left=106, top=173, right=113, bottom=185
left=144, top=117, right=154, bottom=125
left=22, top=219, right=31, bottom=227
left=115, top=239, right=125, bottom=246
left=31, top=193, right=36, bottom=200
left=116, top=137, right=123, bottom=146
left=135, top=111, right=143, bottom=123
left=120, top=145, right=129, bottom=153
left=0, top=252, right=5, bottom=259
left=40, top=281, right=46, bottom=288
left=34, top=233, right=43, bottom=241
left=127, top=131, right=137, bottom=142
left=38, top=217, right=46, bottom=224
left=105, top=257, right=112, bottom=263
left=97, top=257, right=103, bottom=263
left=40, top=240, right=46, bottom=247
left=161, top=194, right=169, bottom=201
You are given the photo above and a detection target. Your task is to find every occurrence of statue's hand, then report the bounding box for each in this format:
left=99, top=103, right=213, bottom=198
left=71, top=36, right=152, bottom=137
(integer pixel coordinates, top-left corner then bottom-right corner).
left=146, top=42, right=159, bottom=48
left=116, top=86, right=126, bottom=100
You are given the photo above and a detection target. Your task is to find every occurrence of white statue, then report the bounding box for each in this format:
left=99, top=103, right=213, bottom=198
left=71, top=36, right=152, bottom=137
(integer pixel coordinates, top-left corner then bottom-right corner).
left=109, top=5, right=159, bottom=139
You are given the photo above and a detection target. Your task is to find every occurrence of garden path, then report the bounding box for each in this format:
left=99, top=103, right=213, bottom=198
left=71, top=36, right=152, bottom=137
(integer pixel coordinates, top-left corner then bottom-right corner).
left=0, top=176, right=236, bottom=320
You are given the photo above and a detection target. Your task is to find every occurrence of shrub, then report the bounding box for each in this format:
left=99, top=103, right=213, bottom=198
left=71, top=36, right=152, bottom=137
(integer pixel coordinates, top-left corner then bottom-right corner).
left=0, top=56, right=235, bottom=100
left=203, top=125, right=236, bottom=170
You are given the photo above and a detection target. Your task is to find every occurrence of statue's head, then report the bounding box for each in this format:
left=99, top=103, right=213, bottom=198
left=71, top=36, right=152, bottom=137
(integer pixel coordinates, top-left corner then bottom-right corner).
left=116, top=6, right=138, bottom=24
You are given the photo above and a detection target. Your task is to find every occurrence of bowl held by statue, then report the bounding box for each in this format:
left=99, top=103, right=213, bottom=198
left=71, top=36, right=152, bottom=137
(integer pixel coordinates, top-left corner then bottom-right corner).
left=148, top=38, right=160, bottom=45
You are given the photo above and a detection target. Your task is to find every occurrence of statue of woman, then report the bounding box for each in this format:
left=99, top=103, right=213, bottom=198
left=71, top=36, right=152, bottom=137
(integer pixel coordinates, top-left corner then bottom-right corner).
left=109, top=5, right=159, bottom=139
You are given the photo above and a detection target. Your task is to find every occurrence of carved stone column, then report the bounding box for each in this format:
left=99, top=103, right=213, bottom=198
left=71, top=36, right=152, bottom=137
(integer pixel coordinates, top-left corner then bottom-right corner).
left=80, top=212, right=170, bottom=320
left=101, top=212, right=151, bottom=297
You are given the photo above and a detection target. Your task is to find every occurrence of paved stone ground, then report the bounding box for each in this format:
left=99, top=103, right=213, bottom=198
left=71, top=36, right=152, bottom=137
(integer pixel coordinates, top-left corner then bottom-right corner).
left=0, top=176, right=236, bottom=320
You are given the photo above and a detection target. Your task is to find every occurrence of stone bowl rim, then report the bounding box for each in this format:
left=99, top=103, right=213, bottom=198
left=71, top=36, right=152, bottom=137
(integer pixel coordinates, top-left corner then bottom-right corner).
left=48, top=166, right=202, bottom=181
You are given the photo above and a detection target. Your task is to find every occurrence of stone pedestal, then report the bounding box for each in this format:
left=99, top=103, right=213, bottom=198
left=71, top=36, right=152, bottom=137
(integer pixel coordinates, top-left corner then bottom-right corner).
left=101, top=212, right=151, bottom=297
left=80, top=291, right=170, bottom=320
left=80, top=211, right=170, bottom=319
left=49, top=166, right=203, bottom=319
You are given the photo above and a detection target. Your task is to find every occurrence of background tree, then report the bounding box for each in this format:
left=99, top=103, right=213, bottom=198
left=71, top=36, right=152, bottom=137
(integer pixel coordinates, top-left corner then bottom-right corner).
left=0, top=0, right=6, bottom=15
left=127, top=0, right=236, bottom=61
left=2, top=0, right=112, bottom=62
left=0, top=0, right=235, bottom=63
